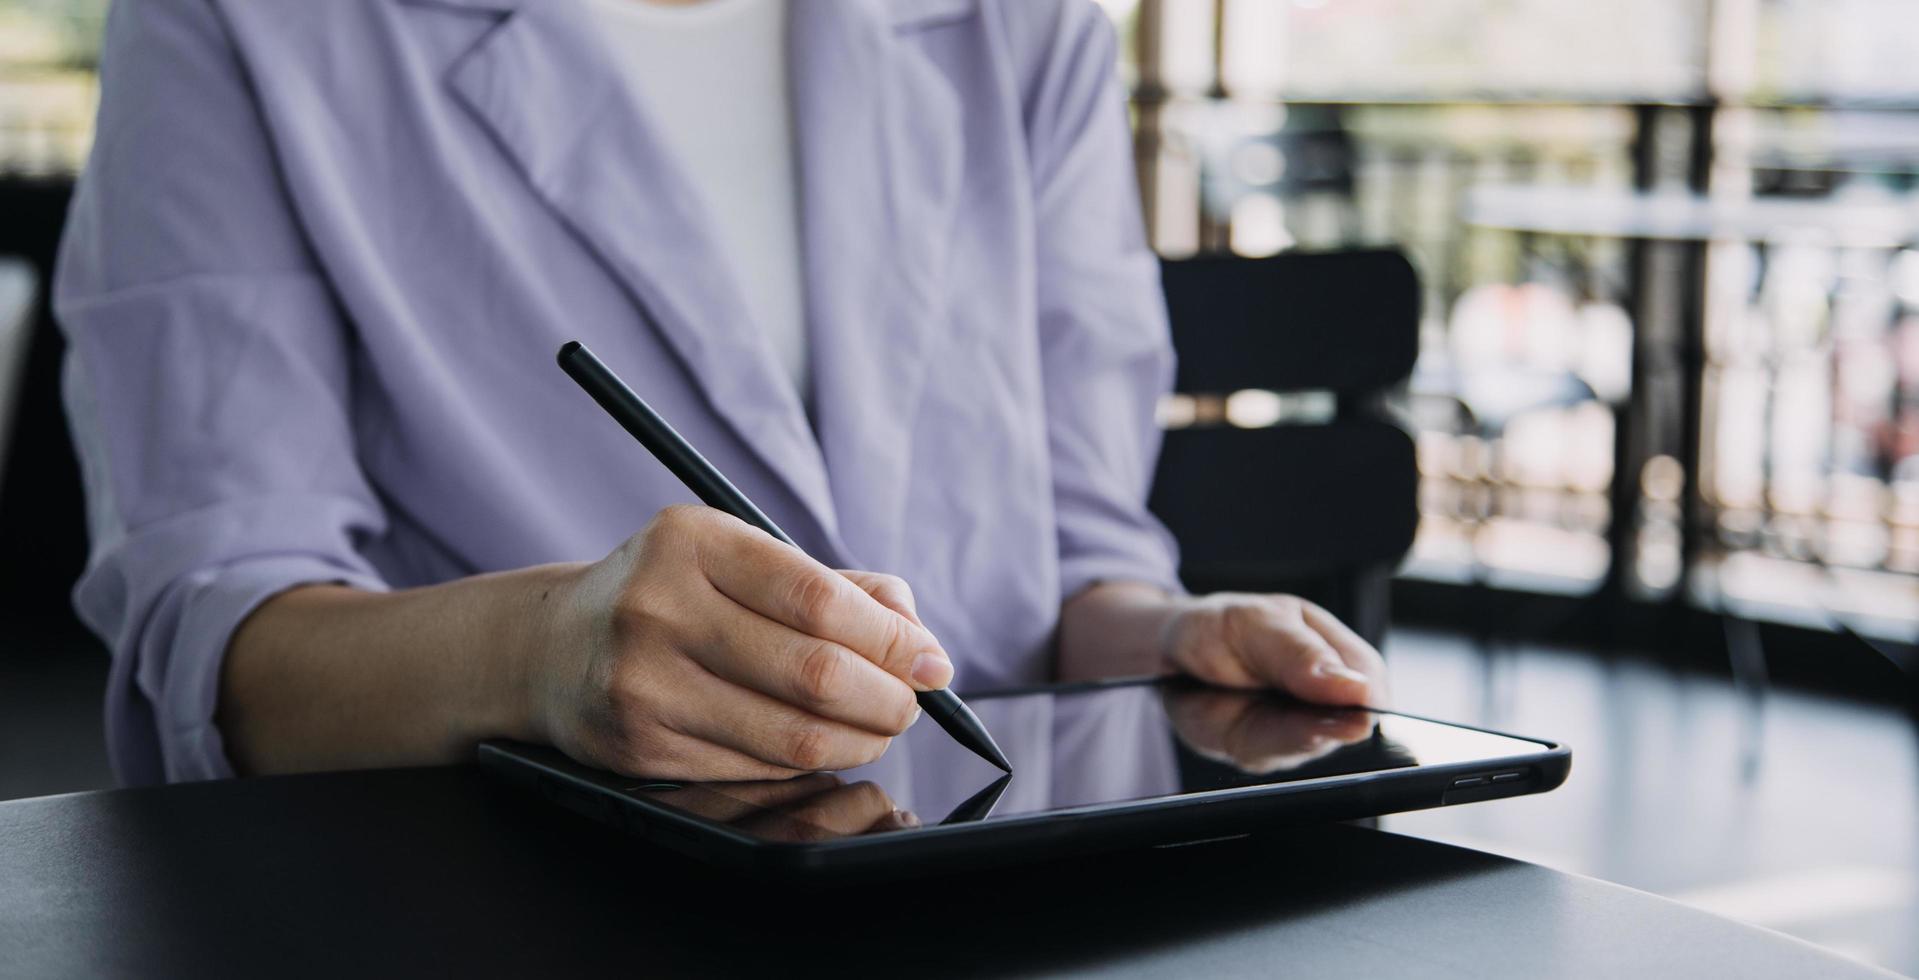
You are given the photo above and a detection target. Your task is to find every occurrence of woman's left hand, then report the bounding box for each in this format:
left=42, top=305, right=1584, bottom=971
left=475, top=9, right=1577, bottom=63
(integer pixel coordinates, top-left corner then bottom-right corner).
left=1160, top=593, right=1389, bottom=708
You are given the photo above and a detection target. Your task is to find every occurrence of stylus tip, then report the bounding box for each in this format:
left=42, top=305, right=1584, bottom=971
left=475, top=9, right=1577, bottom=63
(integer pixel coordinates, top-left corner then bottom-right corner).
left=982, top=744, right=1013, bottom=774
left=981, top=739, right=1012, bottom=773
left=922, top=689, right=1013, bottom=773
left=959, top=715, right=1012, bottom=772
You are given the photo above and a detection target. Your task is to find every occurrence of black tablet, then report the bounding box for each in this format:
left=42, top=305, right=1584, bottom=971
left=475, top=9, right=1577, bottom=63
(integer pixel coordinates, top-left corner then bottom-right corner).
left=480, top=678, right=1569, bottom=879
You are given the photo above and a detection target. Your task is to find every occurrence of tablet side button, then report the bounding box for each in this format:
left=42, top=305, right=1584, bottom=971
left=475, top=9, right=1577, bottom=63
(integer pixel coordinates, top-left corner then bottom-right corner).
left=1450, top=776, right=1490, bottom=789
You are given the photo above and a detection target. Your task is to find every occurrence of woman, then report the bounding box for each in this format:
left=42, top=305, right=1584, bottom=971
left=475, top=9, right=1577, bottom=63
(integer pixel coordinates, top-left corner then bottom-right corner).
left=57, top=0, right=1386, bottom=785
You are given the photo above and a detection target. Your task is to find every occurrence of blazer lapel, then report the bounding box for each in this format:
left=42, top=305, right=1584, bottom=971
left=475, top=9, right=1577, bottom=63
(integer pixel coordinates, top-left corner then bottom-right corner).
left=790, top=0, right=966, bottom=570
left=403, top=0, right=844, bottom=546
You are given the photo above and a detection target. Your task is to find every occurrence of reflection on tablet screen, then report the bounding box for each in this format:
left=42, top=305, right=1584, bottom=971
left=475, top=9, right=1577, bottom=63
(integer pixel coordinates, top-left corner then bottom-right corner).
left=635, top=683, right=1547, bottom=844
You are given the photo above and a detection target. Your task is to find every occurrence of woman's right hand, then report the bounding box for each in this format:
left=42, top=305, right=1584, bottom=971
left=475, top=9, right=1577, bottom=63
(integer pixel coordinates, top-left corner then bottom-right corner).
left=529, top=505, right=954, bottom=781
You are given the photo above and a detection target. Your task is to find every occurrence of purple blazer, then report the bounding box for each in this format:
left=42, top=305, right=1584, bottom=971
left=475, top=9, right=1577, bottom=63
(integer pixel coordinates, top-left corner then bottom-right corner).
left=55, top=0, right=1180, bottom=784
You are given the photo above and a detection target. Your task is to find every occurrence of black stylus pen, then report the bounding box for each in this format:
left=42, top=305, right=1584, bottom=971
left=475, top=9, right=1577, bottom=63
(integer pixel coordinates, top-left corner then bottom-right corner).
left=557, top=341, right=1013, bottom=773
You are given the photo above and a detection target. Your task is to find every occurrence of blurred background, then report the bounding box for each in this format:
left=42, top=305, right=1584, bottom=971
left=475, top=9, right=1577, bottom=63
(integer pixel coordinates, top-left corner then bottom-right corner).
left=0, top=0, right=1914, bottom=974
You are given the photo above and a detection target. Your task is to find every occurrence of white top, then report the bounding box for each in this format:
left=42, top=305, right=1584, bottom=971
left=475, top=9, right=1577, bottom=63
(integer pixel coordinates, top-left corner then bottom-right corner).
left=586, top=0, right=809, bottom=400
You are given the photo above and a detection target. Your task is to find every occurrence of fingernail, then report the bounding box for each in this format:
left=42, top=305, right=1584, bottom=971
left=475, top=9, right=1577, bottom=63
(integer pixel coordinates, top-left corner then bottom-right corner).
left=908, top=704, right=923, bottom=727
left=911, top=652, right=953, bottom=689
left=1315, top=661, right=1370, bottom=685
left=897, top=809, right=921, bottom=828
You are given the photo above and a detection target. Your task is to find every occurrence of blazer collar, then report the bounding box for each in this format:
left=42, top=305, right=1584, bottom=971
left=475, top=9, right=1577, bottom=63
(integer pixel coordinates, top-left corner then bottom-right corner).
left=789, top=0, right=964, bottom=571
left=399, top=0, right=972, bottom=568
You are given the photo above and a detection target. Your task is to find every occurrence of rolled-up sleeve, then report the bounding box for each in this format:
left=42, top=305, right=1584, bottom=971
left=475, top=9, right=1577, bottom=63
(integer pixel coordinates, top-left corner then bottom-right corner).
left=1021, top=2, right=1183, bottom=600
left=55, top=0, right=388, bottom=783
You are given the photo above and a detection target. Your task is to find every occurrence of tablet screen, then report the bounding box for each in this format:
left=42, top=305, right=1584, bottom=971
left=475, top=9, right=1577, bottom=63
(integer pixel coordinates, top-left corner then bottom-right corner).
left=629, top=682, right=1551, bottom=844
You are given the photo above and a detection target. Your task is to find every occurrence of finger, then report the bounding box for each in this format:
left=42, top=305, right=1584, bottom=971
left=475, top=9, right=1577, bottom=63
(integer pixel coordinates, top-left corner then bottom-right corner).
left=699, top=522, right=953, bottom=691
left=661, top=664, right=894, bottom=772
left=603, top=723, right=811, bottom=783
left=841, top=570, right=925, bottom=629
left=684, top=602, right=921, bottom=736
left=1230, top=603, right=1373, bottom=707
left=1300, top=603, right=1391, bottom=706
left=866, top=808, right=922, bottom=834
left=737, top=780, right=901, bottom=842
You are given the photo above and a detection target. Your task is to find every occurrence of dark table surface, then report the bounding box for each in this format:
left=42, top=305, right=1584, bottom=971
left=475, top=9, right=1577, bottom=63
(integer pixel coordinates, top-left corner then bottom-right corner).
left=0, top=766, right=1892, bottom=979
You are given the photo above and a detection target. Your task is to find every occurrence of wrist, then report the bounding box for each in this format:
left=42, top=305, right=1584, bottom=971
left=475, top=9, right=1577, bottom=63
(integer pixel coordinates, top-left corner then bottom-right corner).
left=491, top=562, right=591, bottom=747
left=1154, top=597, right=1195, bottom=670
left=1057, top=581, right=1190, bottom=681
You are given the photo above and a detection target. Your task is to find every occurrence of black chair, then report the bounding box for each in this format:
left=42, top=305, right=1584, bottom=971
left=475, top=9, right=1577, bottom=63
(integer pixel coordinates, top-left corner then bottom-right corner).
left=1151, top=250, right=1421, bottom=649
left=0, top=177, right=89, bottom=625
left=0, top=259, right=35, bottom=490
